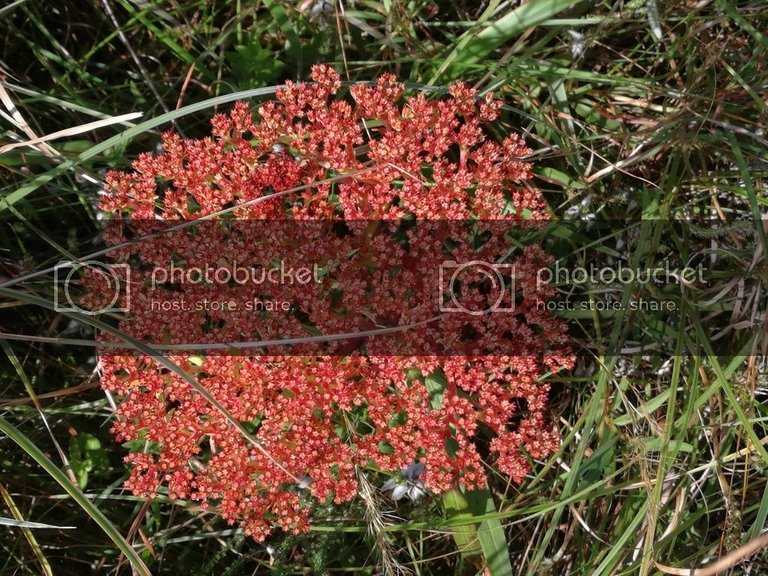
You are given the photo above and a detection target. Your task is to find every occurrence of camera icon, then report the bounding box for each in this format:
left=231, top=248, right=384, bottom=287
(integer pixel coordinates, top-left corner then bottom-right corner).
left=53, top=260, right=131, bottom=315
left=439, top=260, right=516, bottom=315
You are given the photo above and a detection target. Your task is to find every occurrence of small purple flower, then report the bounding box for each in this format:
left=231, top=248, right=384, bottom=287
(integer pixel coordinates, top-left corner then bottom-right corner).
left=382, top=462, right=428, bottom=502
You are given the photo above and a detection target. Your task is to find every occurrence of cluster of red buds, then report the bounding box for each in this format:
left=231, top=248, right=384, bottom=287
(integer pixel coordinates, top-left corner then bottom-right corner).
left=97, top=65, right=573, bottom=540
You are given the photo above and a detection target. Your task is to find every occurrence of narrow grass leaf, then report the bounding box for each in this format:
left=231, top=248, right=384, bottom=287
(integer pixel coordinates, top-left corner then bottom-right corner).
left=0, top=86, right=281, bottom=212
left=435, top=0, right=587, bottom=80
left=0, top=418, right=152, bottom=576
left=444, top=487, right=514, bottom=576
left=0, top=517, right=76, bottom=529
left=0, top=112, right=143, bottom=153
left=0, top=484, right=56, bottom=576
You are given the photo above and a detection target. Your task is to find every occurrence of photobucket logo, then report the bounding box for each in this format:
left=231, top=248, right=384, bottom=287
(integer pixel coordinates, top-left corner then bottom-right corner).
left=537, top=261, right=706, bottom=290
left=150, top=261, right=323, bottom=289
left=53, top=260, right=130, bottom=315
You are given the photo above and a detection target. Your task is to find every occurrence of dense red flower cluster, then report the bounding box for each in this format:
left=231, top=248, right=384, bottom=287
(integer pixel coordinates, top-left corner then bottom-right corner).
left=102, top=68, right=538, bottom=222
left=98, top=65, right=573, bottom=540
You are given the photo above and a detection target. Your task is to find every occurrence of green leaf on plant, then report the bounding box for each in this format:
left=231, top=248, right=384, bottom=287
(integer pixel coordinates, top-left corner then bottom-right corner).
left=226, top=40, right=285, bottom=88
left=69, top=433, right=108, bottom=490
left=444, top=486, right=514, bottom=575
left=425, top=369, right=448, bottom=409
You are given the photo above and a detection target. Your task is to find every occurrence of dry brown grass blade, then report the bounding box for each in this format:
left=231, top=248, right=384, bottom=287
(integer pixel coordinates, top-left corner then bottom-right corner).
left=355, top=467, right=410, bottom=576
left=0, top=79, right=58, bottom=158
left=0, top=112, right=142, bottom=153
left=655, top=531, right=768, bottom=575
left=0, top=381, right=100, bottom=406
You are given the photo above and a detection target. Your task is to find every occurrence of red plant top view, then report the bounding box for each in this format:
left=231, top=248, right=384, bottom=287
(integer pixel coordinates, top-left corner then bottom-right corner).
left=98, top=65, right=573, bottom=540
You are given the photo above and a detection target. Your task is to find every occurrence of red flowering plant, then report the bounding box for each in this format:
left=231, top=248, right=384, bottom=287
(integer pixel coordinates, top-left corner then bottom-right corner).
left=94, top=65, right=573, bottom=540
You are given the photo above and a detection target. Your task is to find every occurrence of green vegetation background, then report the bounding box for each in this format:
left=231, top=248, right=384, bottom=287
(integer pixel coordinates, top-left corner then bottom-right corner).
left=1, top=0, right=767, bottom=574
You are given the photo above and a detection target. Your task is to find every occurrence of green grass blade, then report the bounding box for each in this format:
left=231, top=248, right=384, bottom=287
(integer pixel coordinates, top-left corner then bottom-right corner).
left=443, top=488, right=482, bottom=555
left=686, top=321, right=768, bottom=465
left=0, top=417, right=152, bottom=576
left=433, top=0, right=587, bottom=81
left=727, top=132, right=768, bottom=259
left=0, top=516, right=75, bottom=529
left=0, top=483, right=56, bottom=576
left=262, top=0, right=303, bottom=73
left=0, top=85, right=280, bottom=212
left=444, top=487, right=514, bottom=576
left=112, top=0, right=198, bottom=68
